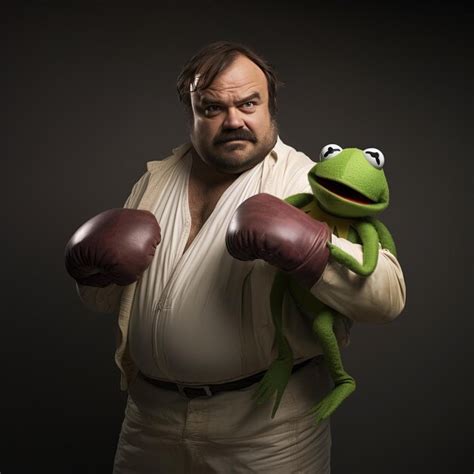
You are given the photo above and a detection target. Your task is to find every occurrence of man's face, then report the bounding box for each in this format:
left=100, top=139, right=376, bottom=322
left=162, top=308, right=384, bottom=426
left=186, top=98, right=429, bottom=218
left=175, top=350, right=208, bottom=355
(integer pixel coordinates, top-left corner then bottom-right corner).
left=189, top=54, right=278, bottom=175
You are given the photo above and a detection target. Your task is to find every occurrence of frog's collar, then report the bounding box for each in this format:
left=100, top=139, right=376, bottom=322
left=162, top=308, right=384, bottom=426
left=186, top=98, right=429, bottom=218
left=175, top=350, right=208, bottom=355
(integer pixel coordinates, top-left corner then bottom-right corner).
left=302, top=199, right=357, bottom=239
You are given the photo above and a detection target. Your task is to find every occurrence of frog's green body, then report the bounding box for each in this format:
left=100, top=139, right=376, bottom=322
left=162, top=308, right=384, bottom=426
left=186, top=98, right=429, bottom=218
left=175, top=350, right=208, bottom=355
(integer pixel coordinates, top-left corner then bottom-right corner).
left=252, top=145, right=397, bottom=423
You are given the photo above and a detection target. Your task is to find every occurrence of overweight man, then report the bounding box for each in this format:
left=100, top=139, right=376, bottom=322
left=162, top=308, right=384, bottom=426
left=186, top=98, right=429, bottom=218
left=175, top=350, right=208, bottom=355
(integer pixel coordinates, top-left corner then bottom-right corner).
left=65, top=41, right=406, bottom=473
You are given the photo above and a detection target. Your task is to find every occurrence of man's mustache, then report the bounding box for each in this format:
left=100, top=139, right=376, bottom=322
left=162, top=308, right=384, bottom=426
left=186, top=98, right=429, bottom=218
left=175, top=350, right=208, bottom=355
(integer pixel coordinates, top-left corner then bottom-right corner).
left=214, top=131, right=257, bottom=145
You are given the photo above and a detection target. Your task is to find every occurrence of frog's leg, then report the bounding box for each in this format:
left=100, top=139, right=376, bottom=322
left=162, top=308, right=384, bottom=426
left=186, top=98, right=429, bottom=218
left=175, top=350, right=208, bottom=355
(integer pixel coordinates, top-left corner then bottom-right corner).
left=288, top=281, right=355, bottom=423
left=327, top=220, right=379, bottom=276
left=308, top=306, right=356, bottom=423
left=252, top=271, right=294, bottom=418
left=365, top=216, right=398, bottom=257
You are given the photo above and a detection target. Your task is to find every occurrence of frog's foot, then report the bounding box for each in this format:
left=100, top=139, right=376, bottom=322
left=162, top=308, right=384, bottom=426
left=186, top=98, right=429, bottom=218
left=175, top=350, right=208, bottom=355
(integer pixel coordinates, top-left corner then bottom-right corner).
left=308, top=377, right=356, bottom=424
left=251, top=358, right=293, bottom=418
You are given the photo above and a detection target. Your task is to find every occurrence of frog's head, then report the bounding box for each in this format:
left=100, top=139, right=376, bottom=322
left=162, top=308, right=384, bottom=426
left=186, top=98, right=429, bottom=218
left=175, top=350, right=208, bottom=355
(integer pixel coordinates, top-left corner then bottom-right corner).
left=308, top=144, right=389, bottom=218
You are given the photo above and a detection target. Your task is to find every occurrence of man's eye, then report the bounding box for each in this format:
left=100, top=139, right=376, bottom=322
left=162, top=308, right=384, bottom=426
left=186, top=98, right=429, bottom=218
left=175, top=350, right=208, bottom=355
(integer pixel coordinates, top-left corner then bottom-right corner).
left=204, top=105, right=221, bottom=115
left=241, top=101, right=255, bottom=109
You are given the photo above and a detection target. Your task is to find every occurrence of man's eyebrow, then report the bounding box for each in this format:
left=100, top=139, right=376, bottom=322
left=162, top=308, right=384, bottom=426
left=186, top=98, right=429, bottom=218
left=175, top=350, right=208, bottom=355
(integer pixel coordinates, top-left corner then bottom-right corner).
left=199, top=92, right=262, bottom=106
left=236, top=92, right=261, bottom=104
left=199, top=95, right=222, bottom=106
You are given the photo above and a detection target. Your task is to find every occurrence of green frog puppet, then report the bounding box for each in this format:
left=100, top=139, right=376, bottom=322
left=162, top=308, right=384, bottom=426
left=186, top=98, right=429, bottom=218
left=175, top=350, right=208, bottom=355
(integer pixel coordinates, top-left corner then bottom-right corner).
left=252, top=144, right=397, bottom=423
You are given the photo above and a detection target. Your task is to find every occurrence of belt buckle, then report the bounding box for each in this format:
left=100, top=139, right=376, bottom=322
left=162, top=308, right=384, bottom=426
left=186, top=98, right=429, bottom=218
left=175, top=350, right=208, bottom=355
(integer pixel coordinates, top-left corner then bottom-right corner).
left=176, top=383, right=213, bottom=398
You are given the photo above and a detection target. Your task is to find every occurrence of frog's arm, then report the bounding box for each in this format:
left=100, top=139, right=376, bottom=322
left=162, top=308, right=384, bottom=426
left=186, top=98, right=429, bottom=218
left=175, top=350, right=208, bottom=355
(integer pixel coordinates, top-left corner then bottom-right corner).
left=283, top=193, right=314, bottom=209
left=328, top=220, right=379, bottom=277
left=365, top=216, right=397, bottom=258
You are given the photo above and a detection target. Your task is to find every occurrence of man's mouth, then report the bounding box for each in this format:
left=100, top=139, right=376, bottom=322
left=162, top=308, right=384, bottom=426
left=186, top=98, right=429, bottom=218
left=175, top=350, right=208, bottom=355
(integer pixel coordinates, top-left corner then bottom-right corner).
left=315, top=176, right=375, bottom=204
left=217, top=139, right=249, bottom=146
left=215, top=134, right=256, bottom=145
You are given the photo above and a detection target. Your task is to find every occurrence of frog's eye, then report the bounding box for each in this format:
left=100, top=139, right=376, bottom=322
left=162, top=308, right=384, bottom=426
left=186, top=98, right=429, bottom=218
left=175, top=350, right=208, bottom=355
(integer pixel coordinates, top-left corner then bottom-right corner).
left=363, top=148, right=385, bottom=169
left=320, top=144, right=342, bottom=161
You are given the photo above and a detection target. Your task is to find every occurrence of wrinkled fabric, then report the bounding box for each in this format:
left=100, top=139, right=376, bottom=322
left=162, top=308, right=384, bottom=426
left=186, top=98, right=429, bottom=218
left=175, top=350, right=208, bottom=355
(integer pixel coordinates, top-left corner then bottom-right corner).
left=113, top=357, right=332, bottom=474
left=74, top=137, right=406, bottom=473
left=76, top=138, right=405, bottom=390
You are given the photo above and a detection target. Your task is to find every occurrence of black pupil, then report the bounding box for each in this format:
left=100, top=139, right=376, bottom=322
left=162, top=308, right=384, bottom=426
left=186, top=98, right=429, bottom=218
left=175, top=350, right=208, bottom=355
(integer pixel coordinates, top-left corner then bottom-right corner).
left=324, top=147, right=341, bottom=158
left=367, top=151, right=380, bottom=165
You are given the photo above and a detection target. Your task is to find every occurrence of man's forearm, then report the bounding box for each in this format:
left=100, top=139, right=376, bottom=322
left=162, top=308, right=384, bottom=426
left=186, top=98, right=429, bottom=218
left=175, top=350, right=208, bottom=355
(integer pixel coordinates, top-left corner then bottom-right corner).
left=310, top=234, right=406, bottom=323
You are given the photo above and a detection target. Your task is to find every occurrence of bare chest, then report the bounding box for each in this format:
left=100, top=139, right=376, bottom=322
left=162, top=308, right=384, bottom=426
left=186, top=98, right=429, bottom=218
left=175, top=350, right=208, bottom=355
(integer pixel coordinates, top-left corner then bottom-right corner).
left=182, top=180, right=229, bottom=254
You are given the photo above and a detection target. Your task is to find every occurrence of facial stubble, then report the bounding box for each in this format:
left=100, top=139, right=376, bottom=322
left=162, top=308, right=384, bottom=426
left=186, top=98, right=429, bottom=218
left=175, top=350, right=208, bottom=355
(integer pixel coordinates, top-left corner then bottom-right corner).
left=190, top=118, right=279, bottom=175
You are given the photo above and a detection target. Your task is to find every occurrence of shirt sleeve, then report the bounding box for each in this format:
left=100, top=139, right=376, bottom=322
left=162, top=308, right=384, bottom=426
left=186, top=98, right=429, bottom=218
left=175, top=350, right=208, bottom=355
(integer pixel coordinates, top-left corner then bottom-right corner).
left=75, top=170, right=151, bottom=315
left=310, top=236, right=406, bottom=323
left=285, top=159, right=406, bottom=324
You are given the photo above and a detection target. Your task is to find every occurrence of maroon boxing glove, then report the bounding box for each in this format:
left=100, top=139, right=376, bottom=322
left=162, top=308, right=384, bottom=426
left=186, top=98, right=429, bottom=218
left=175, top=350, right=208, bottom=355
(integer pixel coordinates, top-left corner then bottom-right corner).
left=65, top=208, right=161, bottom=287
left=226, top=193, right=331, bottom=289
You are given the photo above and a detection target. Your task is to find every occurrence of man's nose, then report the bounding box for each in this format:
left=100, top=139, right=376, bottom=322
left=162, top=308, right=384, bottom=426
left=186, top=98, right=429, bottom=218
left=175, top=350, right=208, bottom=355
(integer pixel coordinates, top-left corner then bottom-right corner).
left=222, top=107, right=245, bottom=129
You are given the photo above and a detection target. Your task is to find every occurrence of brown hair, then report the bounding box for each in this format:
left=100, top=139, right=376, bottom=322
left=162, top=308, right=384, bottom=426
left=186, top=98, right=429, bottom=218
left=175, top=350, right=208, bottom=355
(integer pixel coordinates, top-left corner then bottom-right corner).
left=176, top=41, right=283, bottom=118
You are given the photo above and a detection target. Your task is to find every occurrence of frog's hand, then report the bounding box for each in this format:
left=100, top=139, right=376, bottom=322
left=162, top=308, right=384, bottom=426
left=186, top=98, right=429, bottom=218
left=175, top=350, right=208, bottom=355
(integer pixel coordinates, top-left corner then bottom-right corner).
left=365, top=216, right=398, bottom=258
left=252, top=271, right=294, bottom=418
left=283, top=193, right=315, bottom=209
left=327, top=220, right=379, bottom=276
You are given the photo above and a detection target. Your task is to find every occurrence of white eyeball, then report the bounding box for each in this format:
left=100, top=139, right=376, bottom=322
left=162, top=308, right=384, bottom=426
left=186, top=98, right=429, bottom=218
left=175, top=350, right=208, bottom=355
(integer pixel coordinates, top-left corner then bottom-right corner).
left=320, top=144, right=342, bottom=161
left=363, top=148, right=385, bottom=169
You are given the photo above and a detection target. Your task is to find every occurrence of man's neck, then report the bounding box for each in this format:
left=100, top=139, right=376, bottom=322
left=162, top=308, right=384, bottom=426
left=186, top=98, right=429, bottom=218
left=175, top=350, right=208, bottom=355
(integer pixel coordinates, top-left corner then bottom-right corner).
left=189, top=148, right=240, bottom=190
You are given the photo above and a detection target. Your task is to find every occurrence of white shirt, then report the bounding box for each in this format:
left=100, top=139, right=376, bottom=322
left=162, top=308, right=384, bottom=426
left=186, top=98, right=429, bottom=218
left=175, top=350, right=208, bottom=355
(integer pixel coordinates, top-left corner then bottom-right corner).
left=77, top=137, right=406, bottom=390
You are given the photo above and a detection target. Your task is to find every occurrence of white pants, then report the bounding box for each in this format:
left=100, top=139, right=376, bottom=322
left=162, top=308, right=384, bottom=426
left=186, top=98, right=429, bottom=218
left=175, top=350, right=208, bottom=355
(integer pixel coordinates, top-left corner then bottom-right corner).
left=113, top=356, right=332, bottom=473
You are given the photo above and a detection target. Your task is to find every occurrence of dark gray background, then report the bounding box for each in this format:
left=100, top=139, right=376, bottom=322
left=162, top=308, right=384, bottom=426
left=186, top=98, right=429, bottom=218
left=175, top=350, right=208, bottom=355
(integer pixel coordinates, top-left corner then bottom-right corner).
left=2, top=2, right=471, bottom=473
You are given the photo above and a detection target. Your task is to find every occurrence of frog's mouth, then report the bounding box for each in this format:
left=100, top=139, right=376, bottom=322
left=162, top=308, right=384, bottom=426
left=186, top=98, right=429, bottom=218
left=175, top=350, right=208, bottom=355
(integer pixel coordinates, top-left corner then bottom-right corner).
left=315, top=176, right=375, bottom=205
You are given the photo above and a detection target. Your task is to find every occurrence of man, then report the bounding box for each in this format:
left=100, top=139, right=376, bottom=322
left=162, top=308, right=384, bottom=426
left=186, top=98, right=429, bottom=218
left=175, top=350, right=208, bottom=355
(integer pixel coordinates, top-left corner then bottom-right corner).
left=65, top=41, right=406, bottom=473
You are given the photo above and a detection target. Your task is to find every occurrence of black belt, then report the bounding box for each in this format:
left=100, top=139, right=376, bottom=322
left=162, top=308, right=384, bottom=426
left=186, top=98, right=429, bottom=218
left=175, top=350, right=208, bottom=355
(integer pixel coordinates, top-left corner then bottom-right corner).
left=138, top=357, right=318, bottom=399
